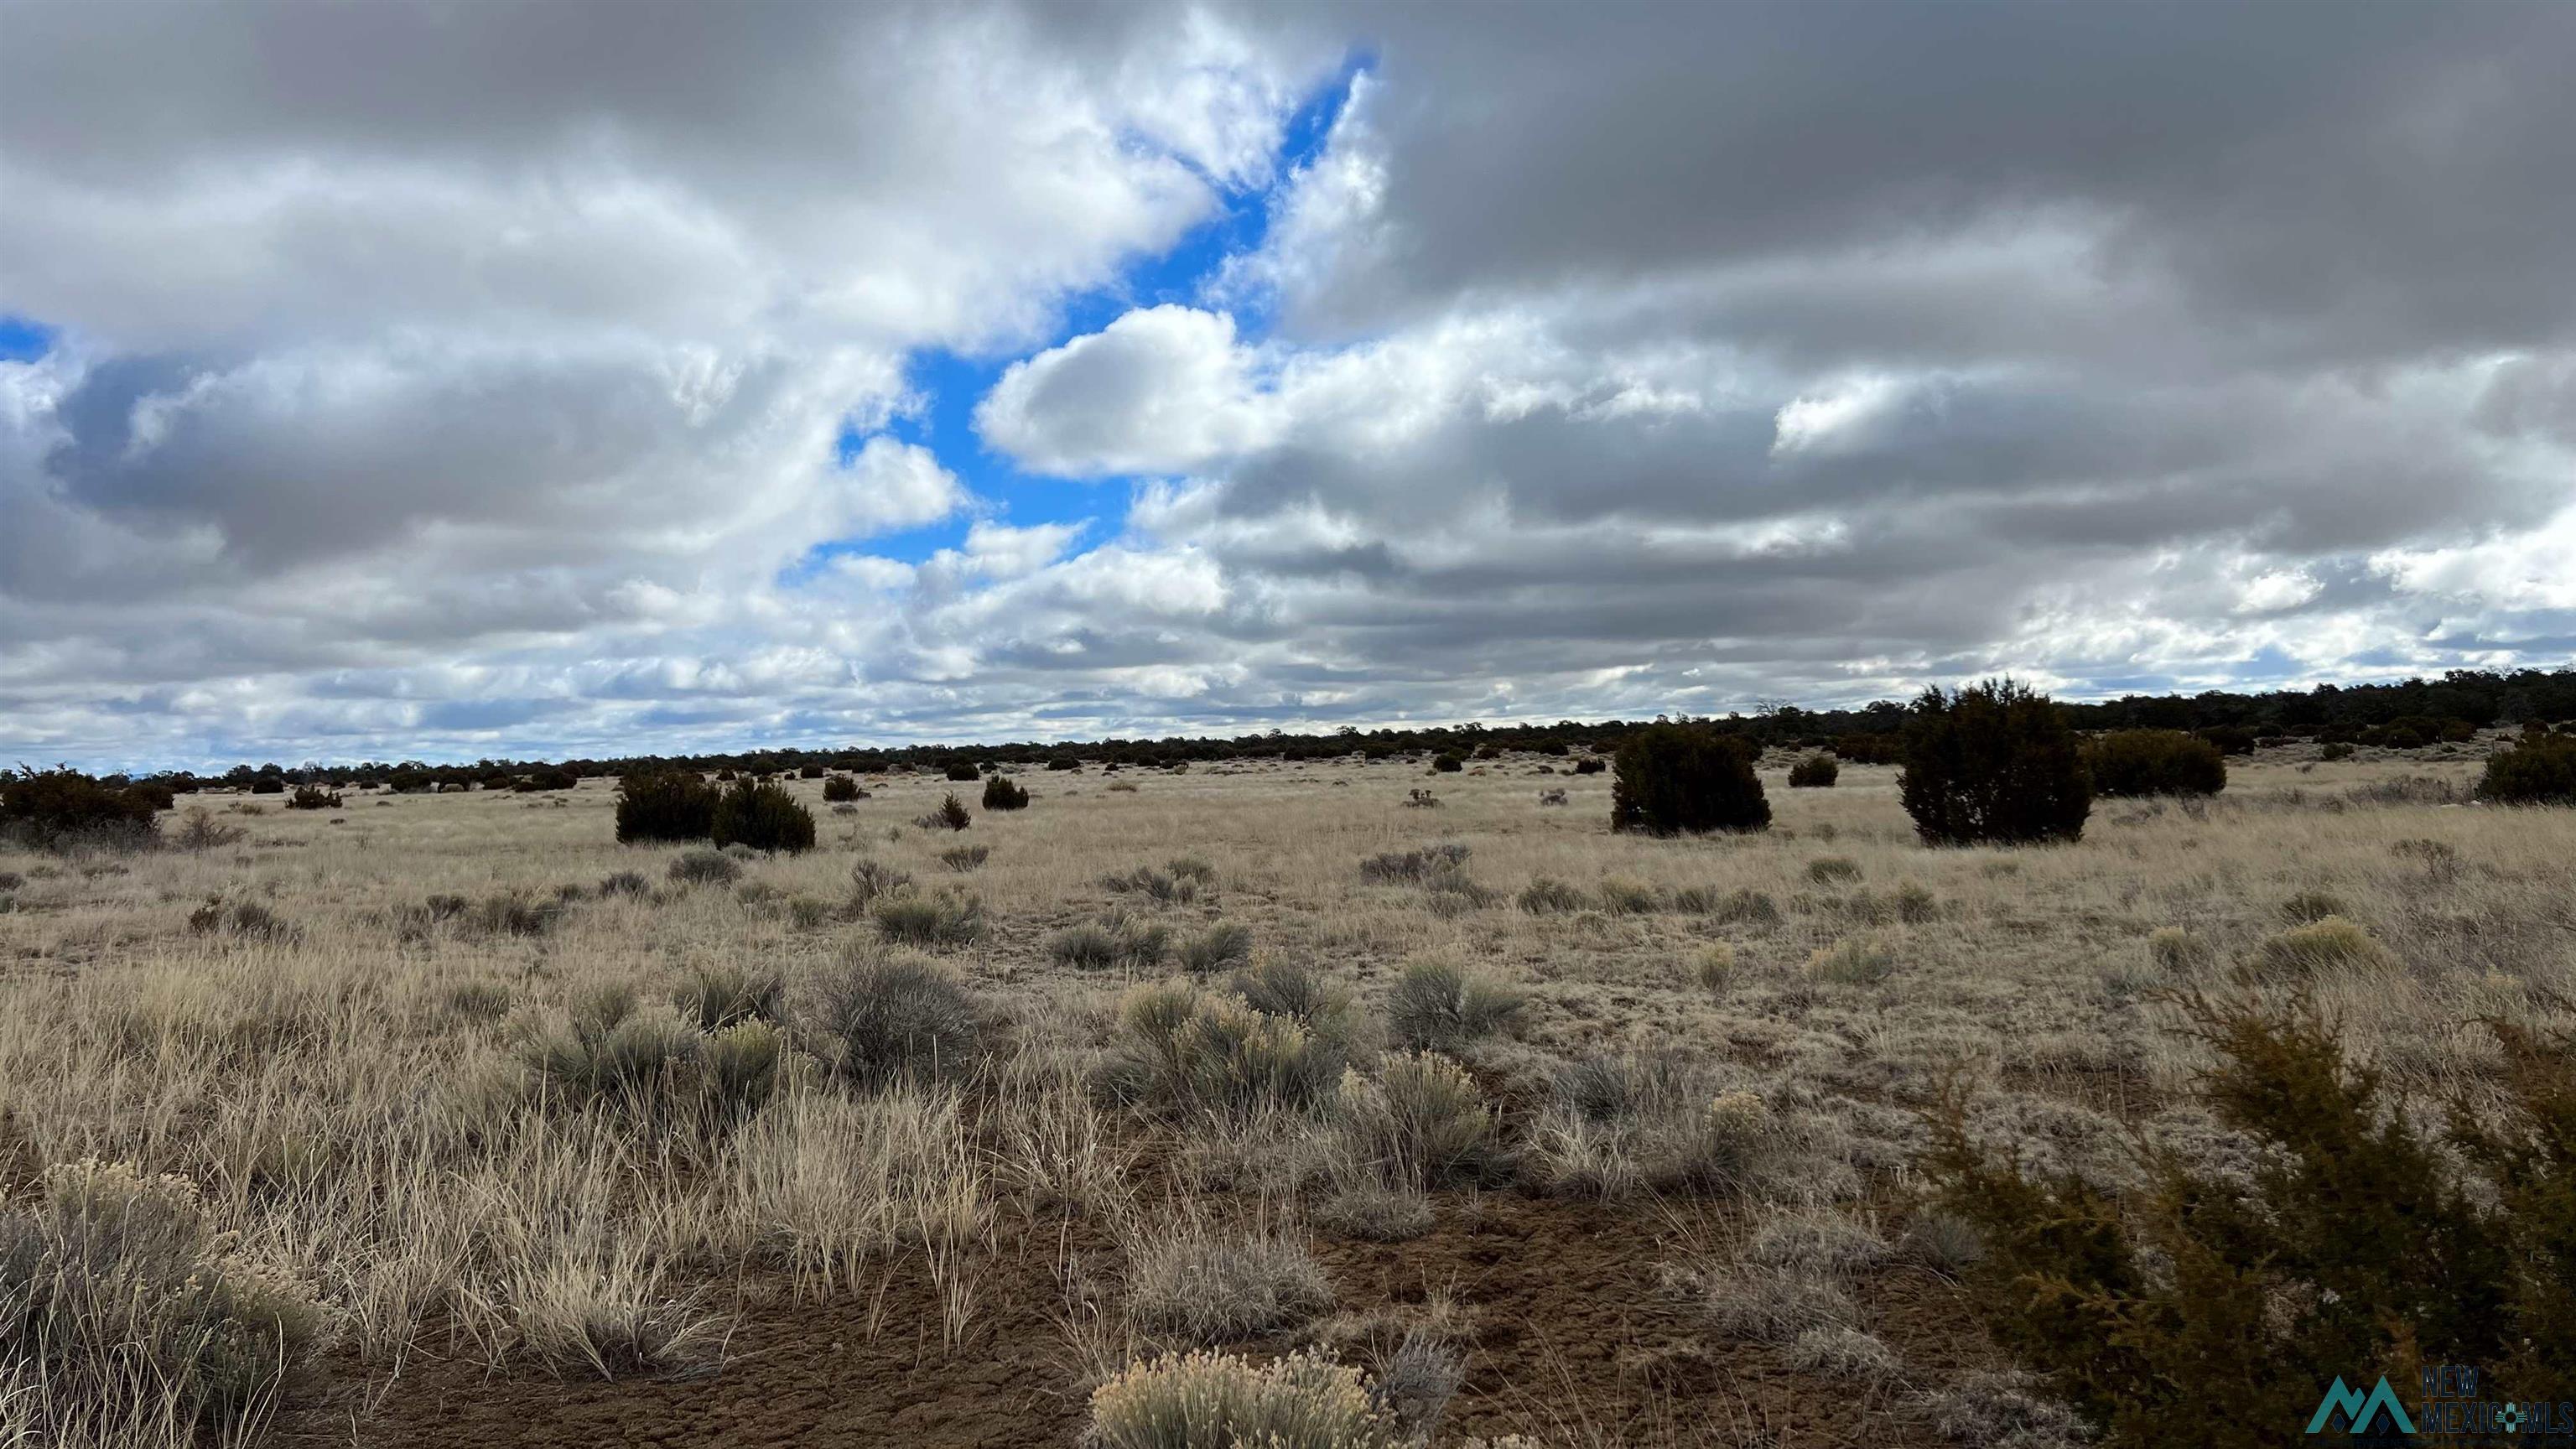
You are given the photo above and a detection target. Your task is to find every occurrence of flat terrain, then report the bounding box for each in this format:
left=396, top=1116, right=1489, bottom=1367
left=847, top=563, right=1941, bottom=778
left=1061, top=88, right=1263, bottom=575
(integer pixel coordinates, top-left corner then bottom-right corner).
left=4, top=747, right=2569, bottom=1446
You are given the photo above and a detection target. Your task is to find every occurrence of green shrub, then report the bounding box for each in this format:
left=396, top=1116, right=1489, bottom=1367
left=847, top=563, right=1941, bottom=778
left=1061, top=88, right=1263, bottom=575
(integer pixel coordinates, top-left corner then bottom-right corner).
left=917, top=793, right=972, bottom=831
left=802, top=952, right=984, bottom=1089
left=1431, top=754, right=1464, bottom=773
left=822, top=775, right=861, bottom=802
left=1899, top=679, right=2091, bottom=845
left=1, top=766, right=161, bottom=850
left=285, top=784, right=343, bottom=810
left=1049, top=911, right=1169, bottom=970
left=1103, top=865, right=1200, bottom=904
left=874, top=889, right=984, bottom=948
left=2082, top=730, right=2226, bottom=797
left=512, top=766, right=577, bottom=792
left=937, top=844, right=989, bottom=872
left=1088, top=1349, right=1405, bottom=1449
left=2319, top=741, right=2356, bottom=762
left=1788, top=754, right=1839, bottom=788
left=1358, top=844, right=1470, bottom=885
left=1923, top=996, right=2574, bottom=1446
left=1611, top=724, right=1770, bottom=835
left=616, top=771, right=717, bottom=844
left=1571, top=756, right=1606, bottom=775
left=2478, top=729, right=2576, bottom=805
left=944, top=761, right=981, bottom=782
left=711, top=779, right=815, bottom=854
left=1384, top=958, right=1524, bottom=1052
left=0, top=1160, right=330, bottom=1444
left=980, top=774, right=1030, bottom=811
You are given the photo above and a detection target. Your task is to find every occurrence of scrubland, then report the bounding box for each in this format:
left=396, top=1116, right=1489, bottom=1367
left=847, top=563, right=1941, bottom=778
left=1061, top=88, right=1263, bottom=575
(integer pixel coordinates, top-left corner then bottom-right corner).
left=3, top=747, right=2568, bottom=1446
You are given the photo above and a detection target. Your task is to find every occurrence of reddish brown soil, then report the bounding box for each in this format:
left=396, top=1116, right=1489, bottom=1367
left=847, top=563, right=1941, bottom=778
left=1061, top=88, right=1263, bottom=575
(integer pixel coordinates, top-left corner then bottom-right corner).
left=278, top=1191, right=1997, bottom=1449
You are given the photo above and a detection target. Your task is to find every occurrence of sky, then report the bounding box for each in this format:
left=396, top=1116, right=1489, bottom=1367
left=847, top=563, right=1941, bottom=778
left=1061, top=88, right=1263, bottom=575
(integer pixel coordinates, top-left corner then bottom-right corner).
left=3, top=2, right=2572, bottom=773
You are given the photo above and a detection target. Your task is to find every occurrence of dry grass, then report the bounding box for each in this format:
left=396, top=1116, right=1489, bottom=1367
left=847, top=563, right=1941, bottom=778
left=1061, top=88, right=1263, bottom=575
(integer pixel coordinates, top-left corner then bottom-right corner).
left=1, top=747, right=2568, bottom=1446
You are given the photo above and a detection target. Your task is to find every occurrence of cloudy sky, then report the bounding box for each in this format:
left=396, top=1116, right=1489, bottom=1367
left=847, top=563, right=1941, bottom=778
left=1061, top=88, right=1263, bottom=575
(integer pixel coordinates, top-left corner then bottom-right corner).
left=3, top=2, right=2572, bottom=771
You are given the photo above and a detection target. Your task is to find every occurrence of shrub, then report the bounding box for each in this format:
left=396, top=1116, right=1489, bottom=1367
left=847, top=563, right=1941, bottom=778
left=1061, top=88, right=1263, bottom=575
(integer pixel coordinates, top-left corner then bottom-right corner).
left=285, top=784, right=343, bottom=810
left=1571, top=757, right=1606, bottom=776
left=874, top=889, right=984, bottom=948
left=249, top=778, right=285, bottom=795
left=186, top=898, right=301, bottom=944
left=917, top=793, right=972, bottom=831
left=1923, top=996, right=2575, bottom=1446
left=1096, top=984, right=1345, bottom=1121
left=517, top=991, right=783, bottom=1136
left=802, top=952, right=984, bottom=1089
left=1122, top=1222, right=1334, bottom=1345
left=1358, top=844, right=1470, bottom=885
left=2243, top=915, right=2394, bottom=980
left=2319, top=741, right=2356, bottom=762
left=2082, top=730, right=2226, bottom=797
left=937, top=844, right=989, bottom=872
left=616, top=771, right=718, bottom=844
left=1046, top=756, right=1081, bottom=772
left=1788, top=754, right=1839, bottom=788
left=1385, top=958, right=1524, bottom=1052
left=674, top=963, right=785, bottom=1032
left=1337, top=1052, right=1510, bottom=1189
left=1431, top=753, right=1464, bottom=774
left=1806, top=855, right=1862, bottom=884
left=1804, top=935, right=1896, bottom=986
left=0, top=1160, right=330, bottom=1445
left=1898, top=679, right=2091, bottom=845
left=1178, top=922, right=1254, bottom=975
left=1, top=766, right=160, bottom=850
left=173, top=808, right=247, bottom=851
left=822, top=775, right=861, bottom=802
left=980, top=774, right=1030, bottom=811
left=711, top=779, right=815, bottom=854
left=1088, top=1349, right=1405, bottom=1449
left=943, top=761, right=980, bottom=782
left=845, top=858, right=912, bottom=912
left=1103, top=865, right=1200, bottom=904
left=1611, top=724, right=1770, bottom=835
left=513, top=767, right=577, bottom=792
left=1516, top=876, right=1589, bottom=914
left=667, top=847, right=741, bottom=886
left=2478, top=730, right=2576, bottom=805
left=1050, top=912, right=1170, bottom=970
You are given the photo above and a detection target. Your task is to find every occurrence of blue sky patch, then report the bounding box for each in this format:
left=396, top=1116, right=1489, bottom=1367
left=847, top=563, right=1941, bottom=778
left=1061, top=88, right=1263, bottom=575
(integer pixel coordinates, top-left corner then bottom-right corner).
left=0, top=315, right=59, bottom=362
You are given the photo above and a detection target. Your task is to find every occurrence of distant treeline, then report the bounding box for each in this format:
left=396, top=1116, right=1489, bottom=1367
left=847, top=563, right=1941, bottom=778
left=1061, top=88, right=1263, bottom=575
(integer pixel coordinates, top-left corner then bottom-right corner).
left=98, top=666, right=2576, bottom=792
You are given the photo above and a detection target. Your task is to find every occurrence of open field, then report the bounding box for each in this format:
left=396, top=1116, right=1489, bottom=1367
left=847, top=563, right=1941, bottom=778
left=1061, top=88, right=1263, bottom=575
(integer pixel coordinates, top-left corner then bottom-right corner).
left=5, top=746, right=2571, bottom=1447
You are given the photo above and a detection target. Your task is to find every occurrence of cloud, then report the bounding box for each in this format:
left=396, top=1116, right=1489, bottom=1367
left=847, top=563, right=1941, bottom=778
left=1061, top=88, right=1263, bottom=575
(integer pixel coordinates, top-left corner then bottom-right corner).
left=2, top=1, right=2570, bottom=769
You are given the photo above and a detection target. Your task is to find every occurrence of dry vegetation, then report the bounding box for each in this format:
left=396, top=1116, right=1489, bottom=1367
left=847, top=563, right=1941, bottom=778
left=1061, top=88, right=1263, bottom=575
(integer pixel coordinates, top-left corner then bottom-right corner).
left=3, top=743, right=2570, bottom=1447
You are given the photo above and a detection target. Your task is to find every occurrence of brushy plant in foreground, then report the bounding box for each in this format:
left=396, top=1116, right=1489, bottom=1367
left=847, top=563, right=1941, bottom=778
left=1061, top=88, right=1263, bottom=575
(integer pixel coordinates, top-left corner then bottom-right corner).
left=1088, top=1349, right=1407, bottom=1449
left=2081, top=730, right=2226, bottom=798
left=802, top=951, right=985, bottom=1089
left=711, top=778, right=816, bottom=854
left=1610, top=724, right=1770, bottom=835
left=1899, top=678, right=2090, bottom=845
left=1923, top=995, right=2575, bottom=1447
left=1, top=1159, right=331, bottom=1446
left=1384, top=958, right=1524, bottom=1052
